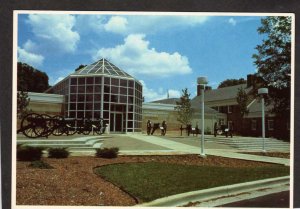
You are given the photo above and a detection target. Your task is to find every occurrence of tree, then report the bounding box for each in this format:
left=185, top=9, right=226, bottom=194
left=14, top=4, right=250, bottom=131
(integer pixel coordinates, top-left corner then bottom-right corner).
left=75, top=64, right=87, bottom=72
left=17, top=91, right=31, bottom=119
left=218, top=78, right=246, bottom=88
left=18, top=62, right=50, bottom=92
left=252, top=16, right=291, bottom=117
left=175, top=88, right=193, bottom=126
left=236, top=87, right=249, bottom=118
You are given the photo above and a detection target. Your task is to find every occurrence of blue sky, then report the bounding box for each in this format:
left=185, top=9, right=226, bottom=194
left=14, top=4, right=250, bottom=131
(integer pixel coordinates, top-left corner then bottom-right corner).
left=17, top=13, right=266, bottom=102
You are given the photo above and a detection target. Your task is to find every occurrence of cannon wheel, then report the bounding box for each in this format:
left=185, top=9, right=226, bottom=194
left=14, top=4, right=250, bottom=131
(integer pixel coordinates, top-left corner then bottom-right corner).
left=94, top=126, right=103, bottom=135
left=65, top=119, right=77, bottom=135
left=35, top=114, right=53, bottom=137
left=21, top=113, right=42, bottom=138
left=52, top=115, right=64, bottom=136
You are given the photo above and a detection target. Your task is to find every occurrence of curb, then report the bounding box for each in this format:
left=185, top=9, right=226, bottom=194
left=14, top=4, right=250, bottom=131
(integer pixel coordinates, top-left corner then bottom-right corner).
left=137, top=176, right=289, bottom=207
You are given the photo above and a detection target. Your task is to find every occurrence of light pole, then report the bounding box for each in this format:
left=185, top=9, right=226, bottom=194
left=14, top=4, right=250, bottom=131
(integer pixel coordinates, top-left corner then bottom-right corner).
left=197, top=77, right=208, bottom=157
left=258, top=88, right=268, bottom=152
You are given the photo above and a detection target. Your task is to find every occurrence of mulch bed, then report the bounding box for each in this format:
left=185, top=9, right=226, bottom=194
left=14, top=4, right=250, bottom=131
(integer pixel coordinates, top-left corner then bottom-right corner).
left=239, top=152, right=290, bottom=159
left=16, top=155, right=283, bottom=206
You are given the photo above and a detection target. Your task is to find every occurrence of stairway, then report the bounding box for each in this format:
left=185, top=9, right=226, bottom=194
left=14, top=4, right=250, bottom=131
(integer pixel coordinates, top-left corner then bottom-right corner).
left=205, top=136, right=290, bottom=152
left=17, top=136, right=107, bottom=155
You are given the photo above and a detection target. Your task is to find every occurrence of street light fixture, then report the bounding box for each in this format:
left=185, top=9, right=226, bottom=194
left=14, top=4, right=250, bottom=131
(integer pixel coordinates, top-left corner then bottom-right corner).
left=258, top=88, right=268, bottom=152
left=197, top=76, right=208, bottom=157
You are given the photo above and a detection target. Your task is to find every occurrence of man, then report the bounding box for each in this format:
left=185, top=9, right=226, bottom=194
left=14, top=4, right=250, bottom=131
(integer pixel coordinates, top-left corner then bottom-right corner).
left=146, top=120, right=152, bottom=135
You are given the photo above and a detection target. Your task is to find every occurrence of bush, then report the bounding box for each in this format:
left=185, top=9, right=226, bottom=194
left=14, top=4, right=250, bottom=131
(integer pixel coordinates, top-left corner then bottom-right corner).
left=29, top=160, right=54, bottom=169
left=48, top=148, right=70, bottom=158
left=96, top=147, right=119, bottom=158
left=17, top=146, right=44, bottom=161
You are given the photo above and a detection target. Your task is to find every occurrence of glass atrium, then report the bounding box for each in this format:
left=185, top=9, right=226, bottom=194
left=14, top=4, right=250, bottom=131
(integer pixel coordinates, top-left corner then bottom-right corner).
left=47, top=58, right=143, bottom=133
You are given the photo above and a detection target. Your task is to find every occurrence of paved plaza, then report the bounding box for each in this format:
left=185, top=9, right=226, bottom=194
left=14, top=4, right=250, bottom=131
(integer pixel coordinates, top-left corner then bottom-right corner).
left=17, top=133, right=290, bottom=165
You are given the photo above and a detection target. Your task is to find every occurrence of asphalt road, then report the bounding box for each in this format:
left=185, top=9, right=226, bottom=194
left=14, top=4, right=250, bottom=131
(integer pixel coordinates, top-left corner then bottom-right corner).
left=219, top=191, right=290, bottom=208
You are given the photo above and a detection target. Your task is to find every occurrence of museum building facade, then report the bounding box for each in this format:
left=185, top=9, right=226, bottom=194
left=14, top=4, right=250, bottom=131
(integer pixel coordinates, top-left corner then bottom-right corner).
left=46, top=58, right=143, bottom=133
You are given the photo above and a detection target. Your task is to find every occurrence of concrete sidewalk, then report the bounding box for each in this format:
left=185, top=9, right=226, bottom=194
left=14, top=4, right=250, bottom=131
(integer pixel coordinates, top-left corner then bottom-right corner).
left=126, top=134, right=290, bottom=166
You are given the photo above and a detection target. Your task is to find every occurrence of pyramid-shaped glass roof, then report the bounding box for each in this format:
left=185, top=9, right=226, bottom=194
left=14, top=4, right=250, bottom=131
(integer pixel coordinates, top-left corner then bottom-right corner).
left=72, top=58, right=133, bottom=78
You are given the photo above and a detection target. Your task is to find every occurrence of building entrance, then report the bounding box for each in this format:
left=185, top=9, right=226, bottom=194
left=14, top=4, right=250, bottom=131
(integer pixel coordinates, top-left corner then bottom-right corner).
left=110, top=112, right=123, bottom=132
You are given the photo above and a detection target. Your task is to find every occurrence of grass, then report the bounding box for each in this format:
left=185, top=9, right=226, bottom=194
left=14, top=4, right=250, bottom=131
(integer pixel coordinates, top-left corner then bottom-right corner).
left=94, top=162, right=289, bottom=202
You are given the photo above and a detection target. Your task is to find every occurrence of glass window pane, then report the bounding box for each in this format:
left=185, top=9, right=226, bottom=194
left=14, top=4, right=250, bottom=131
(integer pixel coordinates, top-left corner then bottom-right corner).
left=86, top=77, right=94, bottom=84
left=94, top=103, right=101, bottom=110
left=111, top=95, right=118, bottom=103
left=128, top=96, right=134, bottom=104
left=128, top=88, right=133, bottom=95
left=69, top=103, right=76, bottom=110
left=94, top=94, right=101, bottom=102
left=71, top=78, right=77, bottom=85
left=104, top=85, right=110, bottom=93
left=111, top=78, right=119, bottom=86
left=77, top=111, right=84, bottom=118
left=120, top=79, right=127, bottom=87
left=70, top=86, right=77, bottom=93
left=95, top=85, right=101, bottom=93
left=70, top=94, right=76, bottom=102
left=78, top=94, right=85, bottom=102
left=128, top=105, right=133, bottom=112
left=111, top=86, right=118, bottom=94
left=128, top=113, right=133, bottom=120
left=128, top=80, right=134, bottom=87
left=104, top=94, right=109, bottom=101
left=103, top=111, right=109, bottom=118
left=86, top=94, right=93, bottom=102
left=86, top=85, right=94, bottom=93
left=78, top=86, right=85, bottom=93
left=94, top=111, right=100, bottom=119
left=104, top=103, right=109, bottom=110
left=86, top=103, right=93, bottom=110
left=104, top=77, right=110, bottom=85
left=127, top=121, right=133, bottom=128
left=120, top=87, right=127, bottom=95
left=95, top=77, right=102, bottom=84
left=69, top=111, right=76, bottom=118
left=120, top=95, right=127, bottom=103
left=78, top=77, right=85, bottom=85
left=77, top=103, right=84, bottom=110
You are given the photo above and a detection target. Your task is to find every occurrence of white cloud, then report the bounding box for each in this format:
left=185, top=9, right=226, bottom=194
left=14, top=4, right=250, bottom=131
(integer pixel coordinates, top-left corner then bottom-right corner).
left=104, top=16, right=128, bottom=33
left=168, top=89, right=181, bottom=98
left=140, top=80, right=180, bottom=102
left=27, top=14, right=80, bottom=53
left=94, top=34, right=192, bottom=77
left=73, top=15, right=210, bottom=36
left=17, top=46, right=44, bottom=67
left=228, top=18, right=237, bottom=26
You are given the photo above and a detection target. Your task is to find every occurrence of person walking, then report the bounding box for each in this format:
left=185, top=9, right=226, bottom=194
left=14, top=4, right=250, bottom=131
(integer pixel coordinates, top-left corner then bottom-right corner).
left=161, top=120, right=167, bottom=136
left=146, top=120, right=152, bottom=135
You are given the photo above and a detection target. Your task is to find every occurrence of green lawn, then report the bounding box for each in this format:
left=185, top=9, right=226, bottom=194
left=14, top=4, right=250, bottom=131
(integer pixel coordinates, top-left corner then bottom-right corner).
left=94, top=162, right=289, bottom=202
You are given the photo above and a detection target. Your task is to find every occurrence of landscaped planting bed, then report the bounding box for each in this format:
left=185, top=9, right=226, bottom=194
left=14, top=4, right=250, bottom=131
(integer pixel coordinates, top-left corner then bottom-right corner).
left=16, top=155, right=289, bottom=206
left=239, top=152, right=290, bottom=159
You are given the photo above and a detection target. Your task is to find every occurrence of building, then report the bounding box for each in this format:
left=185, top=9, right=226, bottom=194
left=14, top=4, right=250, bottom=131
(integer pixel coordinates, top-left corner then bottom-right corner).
left=143, top=98, right=226, bottom=134
left=46, top=58, right=143, bottom=133
left=192, top=75, right=290, bottom=140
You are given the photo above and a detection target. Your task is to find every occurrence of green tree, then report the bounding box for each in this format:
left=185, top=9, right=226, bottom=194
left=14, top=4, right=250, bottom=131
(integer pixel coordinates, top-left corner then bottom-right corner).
left=218, top=78, right=246, bottom=89
left=18, top=62, right=50, bottom=92
left=236, top=87, right=249, bottom=118
left=17, top=91, right=31, bottom=119
left=75, top=64, right=87, bottom=72
left=175, top=88, right=193, bottom=126
left=252, top=16, right=291, bottom=117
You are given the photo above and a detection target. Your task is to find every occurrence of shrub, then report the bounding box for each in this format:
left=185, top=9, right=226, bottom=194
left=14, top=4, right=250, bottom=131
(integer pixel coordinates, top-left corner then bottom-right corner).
left=48, top=148, right=70, bottom=158
left=29, top=160, right=54, bottom=169
left=17, top=146, right=44, bottom=161
left=96, top=147, right=119, bottom=158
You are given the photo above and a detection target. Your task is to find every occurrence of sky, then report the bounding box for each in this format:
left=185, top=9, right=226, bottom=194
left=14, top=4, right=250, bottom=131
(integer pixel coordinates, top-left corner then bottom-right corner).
left=17, top=12, right=266, bottom=102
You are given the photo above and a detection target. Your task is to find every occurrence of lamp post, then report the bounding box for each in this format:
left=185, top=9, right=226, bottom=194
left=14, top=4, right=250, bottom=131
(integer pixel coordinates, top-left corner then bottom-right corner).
left=258, top=88, right=268, bottom=152
left=197, top=77, right=208, bottom=157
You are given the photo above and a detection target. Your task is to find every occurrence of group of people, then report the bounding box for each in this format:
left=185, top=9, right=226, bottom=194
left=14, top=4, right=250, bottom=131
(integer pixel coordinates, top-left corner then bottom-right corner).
left=146, top=120, right=167, bottom=136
